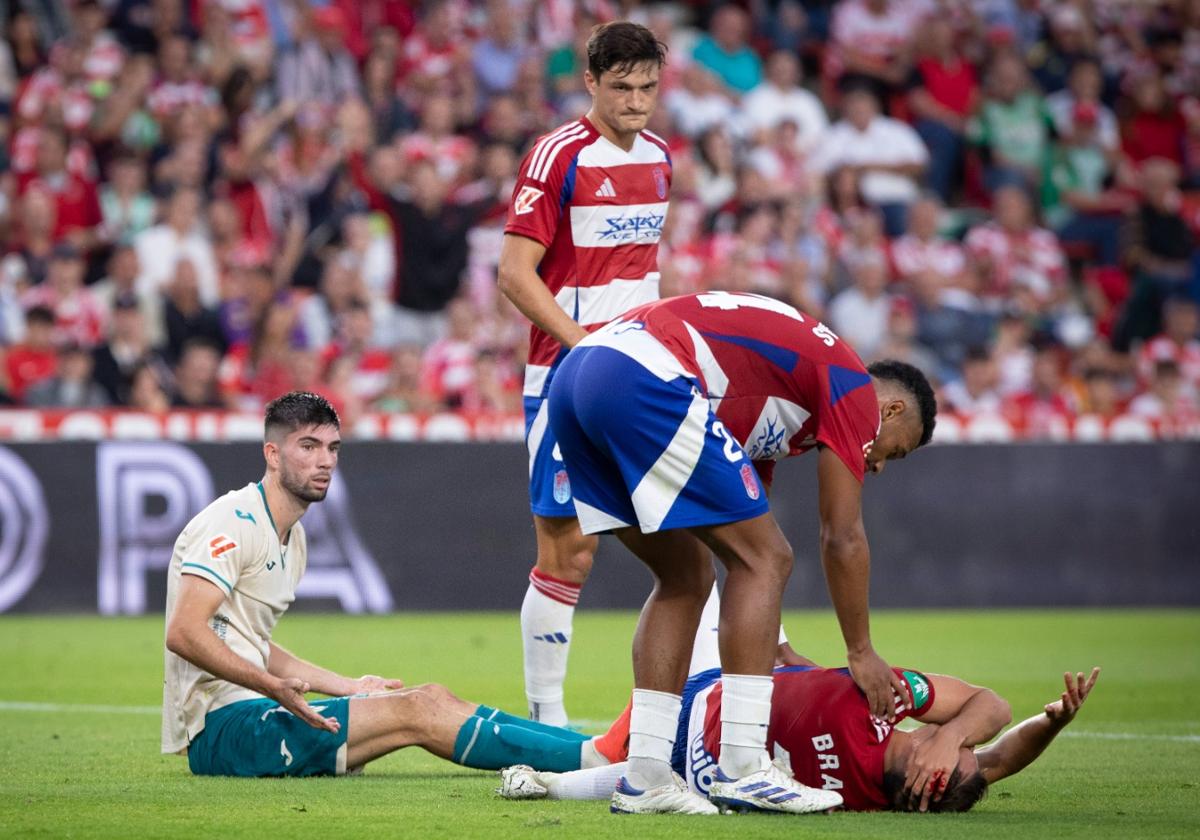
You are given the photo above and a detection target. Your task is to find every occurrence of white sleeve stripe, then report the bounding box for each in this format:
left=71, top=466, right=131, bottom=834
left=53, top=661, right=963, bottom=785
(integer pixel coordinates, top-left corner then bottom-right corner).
left=527, top=122, right=583, bottom=182
left=531, top=127, right=588, bottom=182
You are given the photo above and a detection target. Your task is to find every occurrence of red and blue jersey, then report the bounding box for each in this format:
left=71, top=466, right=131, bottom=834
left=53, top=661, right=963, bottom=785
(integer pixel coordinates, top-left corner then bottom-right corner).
left=615, top=292, right=882, bottom=482
left=504, top=116, right=672, bottom=397
left=700, top=666, right=936, bottom=811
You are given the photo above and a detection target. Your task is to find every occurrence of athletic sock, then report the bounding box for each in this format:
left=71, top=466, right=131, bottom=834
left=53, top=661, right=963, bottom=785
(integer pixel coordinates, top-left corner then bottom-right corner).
left=473, top=705, right=589, bottom=742
left=545, top=762, right=629, bottom=800
left=451, top=715, right=584, bottom=772
left=625, top=689, right=681, bottom=789
left=521, top=567, right=581, bottom=727
left=718, top=673, right=774, bottom=778
left=687, top=582, right=722, bottom=675
left=579, top=738, right=608, bottom=769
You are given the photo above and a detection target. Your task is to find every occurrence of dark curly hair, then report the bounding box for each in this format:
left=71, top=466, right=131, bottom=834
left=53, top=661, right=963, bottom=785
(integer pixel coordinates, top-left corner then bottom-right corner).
left=264, top=391, right=340, bottom=441
left=587, top=21, right=668, bottom=80
left=868, top=359, right=937, bottom=447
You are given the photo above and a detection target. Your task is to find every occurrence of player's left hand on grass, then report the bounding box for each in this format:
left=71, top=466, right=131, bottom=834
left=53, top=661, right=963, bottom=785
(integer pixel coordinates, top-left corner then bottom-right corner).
left=847, top=646, right=908, bottom=721
left=352, top=675, right=405, bottom=695
left=903, top=728, right=961, bottom=812
left=1044, top=667, right=1100, bottom=727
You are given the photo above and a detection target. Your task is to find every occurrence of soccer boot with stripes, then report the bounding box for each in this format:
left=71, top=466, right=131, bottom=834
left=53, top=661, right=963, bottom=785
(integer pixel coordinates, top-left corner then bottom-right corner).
left=610, top=772, right=719, bottom=815
left=707, top=758, right=843, bottom=814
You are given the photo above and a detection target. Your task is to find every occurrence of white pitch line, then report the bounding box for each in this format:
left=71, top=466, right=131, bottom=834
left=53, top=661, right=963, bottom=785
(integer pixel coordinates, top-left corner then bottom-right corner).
left=0, top=702, right=1197, bottom=744
left=0, top=700, right=159, bottom=715
left=1058, top=731, right=1200, bottom=744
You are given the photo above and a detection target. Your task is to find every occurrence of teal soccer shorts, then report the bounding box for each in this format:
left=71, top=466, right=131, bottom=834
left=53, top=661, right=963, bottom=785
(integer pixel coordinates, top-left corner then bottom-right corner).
left=188, top=696, right=351, bottom=777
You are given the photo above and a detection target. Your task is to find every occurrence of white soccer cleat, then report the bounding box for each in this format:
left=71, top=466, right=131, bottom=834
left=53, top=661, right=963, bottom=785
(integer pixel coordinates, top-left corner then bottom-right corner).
left=707, top=759, right=843, bottom=814
left=610, top=772, right=719, bottom=815
left=498, top=765, right=549, bottom=800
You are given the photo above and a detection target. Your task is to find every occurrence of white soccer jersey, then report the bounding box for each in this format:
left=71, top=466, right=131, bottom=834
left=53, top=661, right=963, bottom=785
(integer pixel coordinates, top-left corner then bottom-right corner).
left=161, top=481, right=308, bottom=754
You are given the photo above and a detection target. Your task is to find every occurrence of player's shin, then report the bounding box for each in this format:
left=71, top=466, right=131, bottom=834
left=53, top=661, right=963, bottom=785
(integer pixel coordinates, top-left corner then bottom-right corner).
left=717, top=673, right=774, bottom=778
left=473, top=705, right=590, bottom=742
left=625, top=688, right=682, bottom=788
left=521, top=568, right=580, bottom=726
left=452, top=714, right=586, bottom=773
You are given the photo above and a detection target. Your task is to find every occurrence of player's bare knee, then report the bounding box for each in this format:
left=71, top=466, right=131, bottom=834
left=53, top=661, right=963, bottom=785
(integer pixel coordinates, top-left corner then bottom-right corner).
left=537, top=535, right=597, bottom=583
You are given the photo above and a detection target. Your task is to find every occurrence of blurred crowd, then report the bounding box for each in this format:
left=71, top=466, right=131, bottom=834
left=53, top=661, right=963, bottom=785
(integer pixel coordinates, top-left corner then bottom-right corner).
left=0, top=0, right=1198, bottom=435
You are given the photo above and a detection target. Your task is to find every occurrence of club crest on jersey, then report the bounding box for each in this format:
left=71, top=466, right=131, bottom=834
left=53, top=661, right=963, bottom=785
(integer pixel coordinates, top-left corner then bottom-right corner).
left=553, top=469, right=572, bottom=504
left=513, top=185, right=544, bottom=215
left=739, top=463, right=760, bottom=500
left=652, top=166, right=667, bottom=199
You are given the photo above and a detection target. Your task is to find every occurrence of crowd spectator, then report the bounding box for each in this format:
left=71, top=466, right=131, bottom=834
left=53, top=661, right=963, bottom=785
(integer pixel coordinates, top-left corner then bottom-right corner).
left=26, top=341, right=109, bottom=408
left=811, top=86, right=927, bottom=236
left=907, top=16, right=979, bottom=201
left=692, top=5, right=762, bottom=94
left=0, top=0, right=1191, bottom=442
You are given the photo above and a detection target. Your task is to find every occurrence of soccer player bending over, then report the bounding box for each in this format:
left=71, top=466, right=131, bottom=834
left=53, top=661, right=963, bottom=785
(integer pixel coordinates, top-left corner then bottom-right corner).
left=543, top=291, right=937, bottom=814
left=162, top=392, right=609, bottom=778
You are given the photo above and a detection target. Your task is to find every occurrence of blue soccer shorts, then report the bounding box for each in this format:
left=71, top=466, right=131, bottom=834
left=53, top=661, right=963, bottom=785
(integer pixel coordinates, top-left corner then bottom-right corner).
left=546, top=326, right=769, bottom=535
left=187, top=696, right=351, bottom=777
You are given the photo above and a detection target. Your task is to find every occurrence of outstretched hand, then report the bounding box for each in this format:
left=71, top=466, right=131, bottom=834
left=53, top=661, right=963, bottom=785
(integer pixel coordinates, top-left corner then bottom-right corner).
left=268, top=677, right=341, bottom=733
left=1044, top=667, right=1100, bottom=726
left=352, top=675, right=406, bottom=695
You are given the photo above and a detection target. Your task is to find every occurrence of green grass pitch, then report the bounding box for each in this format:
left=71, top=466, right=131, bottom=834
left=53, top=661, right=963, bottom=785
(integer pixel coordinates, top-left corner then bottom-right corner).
left=1, top=609, right=1197, bottom=838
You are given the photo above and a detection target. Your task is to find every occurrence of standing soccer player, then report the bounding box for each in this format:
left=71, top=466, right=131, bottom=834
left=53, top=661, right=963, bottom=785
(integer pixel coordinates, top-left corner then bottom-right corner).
left=498, top=21, right=672, bottom=727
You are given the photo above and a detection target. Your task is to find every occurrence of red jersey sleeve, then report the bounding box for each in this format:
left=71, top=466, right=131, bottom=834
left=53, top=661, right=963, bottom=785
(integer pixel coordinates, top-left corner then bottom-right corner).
left=503, top=135, right=576, bottom=249
left=814, top=368, right=880, bottom=482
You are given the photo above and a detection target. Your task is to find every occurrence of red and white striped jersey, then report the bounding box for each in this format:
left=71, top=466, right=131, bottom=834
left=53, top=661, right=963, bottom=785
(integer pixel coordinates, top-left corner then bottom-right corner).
left=1138, top=335, right=1200, bottom=390
left=963, top=222, right=1066, bottom=302
left=504, top=116, right=672, bottom=397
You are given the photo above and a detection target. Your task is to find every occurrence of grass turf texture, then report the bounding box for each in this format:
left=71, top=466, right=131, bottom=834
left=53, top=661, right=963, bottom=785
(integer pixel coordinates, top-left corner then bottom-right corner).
left=1, top=610, right=1197, bottom=839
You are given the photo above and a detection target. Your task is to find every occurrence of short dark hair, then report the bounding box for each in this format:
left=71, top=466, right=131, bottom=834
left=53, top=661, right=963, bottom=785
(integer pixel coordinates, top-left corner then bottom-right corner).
left=26, top=306, right=55, bottom=326
left=883, top=767, right=989, bottom=813
left=586, top=21, right=667, bottom=80
left=869, top=359, right=937, bottom=447
left=264, top=391, right=340, bottom=441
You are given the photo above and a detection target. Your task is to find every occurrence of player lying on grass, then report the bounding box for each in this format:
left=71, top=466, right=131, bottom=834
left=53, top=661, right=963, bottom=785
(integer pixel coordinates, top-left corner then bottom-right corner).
left=163, top=391, right=612, bottom=778
left=501, top=664, right=1101, bottom=813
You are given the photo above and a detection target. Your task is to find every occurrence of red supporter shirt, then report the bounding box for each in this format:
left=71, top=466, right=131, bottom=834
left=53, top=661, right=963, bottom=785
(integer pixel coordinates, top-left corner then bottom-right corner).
left=5, top=347, right=58, bottom=401
left=913, top=57, right=978, bottom=116
left=617, top=292, right=881, bottom=482
left=17, top=173, right=102, bottom=241
left=504, top=116, right=671, bottom=396
left=701, top=666, right=936, bottom=811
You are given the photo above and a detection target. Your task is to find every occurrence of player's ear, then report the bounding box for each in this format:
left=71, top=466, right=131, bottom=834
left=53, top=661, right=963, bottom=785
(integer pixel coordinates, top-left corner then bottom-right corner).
left=880, top=397, right=907, bottom=422
left=262, top=440, right=280, bottom=470
left=584, top=69, right=597, bottom=95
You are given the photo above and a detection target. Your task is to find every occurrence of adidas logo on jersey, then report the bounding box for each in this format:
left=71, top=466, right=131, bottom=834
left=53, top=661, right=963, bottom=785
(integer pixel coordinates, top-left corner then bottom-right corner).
left=594, top=177, right=617, bottom=198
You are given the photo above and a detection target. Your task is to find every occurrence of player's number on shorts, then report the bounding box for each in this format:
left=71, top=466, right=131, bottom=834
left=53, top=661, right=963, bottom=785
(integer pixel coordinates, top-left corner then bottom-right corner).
left=711, top=420, right=744, bottom=463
